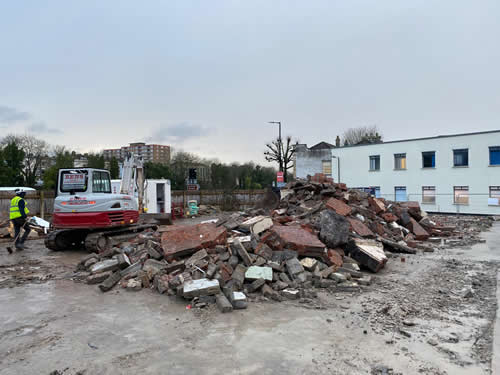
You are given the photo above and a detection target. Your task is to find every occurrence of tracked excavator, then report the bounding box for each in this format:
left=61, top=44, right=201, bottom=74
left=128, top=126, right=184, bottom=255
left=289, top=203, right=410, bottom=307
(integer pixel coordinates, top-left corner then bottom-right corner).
left=45, top=153, right=156, bottom=252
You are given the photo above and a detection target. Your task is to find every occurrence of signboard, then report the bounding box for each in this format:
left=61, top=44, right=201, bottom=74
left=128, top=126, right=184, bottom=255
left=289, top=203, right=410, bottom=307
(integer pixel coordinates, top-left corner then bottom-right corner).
left=62, top=173, right=86, bottom=189
left=276, top=171, right=284, bottom=183
left=187, top=184, right=199, bottom=191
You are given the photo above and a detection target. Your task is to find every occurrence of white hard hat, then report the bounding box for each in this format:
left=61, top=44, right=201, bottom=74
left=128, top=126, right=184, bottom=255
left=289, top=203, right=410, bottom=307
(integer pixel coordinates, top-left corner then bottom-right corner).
left=15, top=188, right=26, bottom=195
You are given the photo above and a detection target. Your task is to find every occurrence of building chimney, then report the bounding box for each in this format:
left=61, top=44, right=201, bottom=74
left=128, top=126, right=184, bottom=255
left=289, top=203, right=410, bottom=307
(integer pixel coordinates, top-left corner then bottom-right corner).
left=335, top=135, right=340, bottom=147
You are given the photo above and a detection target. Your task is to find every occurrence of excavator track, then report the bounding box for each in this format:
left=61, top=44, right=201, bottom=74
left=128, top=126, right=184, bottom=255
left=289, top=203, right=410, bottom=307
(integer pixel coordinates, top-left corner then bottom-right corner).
left=45, top=224, right=157, bottom=253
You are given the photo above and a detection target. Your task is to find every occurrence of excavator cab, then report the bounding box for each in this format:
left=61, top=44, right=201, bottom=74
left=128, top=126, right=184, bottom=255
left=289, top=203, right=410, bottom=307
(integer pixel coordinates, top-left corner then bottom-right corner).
left=57, top=169, right=110, bottom=196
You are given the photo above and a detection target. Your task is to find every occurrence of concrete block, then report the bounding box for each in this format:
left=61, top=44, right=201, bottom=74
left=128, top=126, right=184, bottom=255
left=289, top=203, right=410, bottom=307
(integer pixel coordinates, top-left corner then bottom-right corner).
left=248, top=278, right=266, bottom=292
left=120, top=261, right=143, bottom=278
left=262, top=284, right=282, bottom=301
left=183, top=278, right=220, bottom=298
left=245, top=266, right=273, bottom=281
left=282, top=289, right=300, bottom=300
left=185, top=249, right=208, bottom=268
left=285, top=258, right=305, bottom=279
left=216, top=294, right=233, bottom=313
left=232, top=291, right=248, bottom=309
left=126, top=278, right=142, bottom=291
left=231, top=239, right=253, bottom=266
left=347, top=239, right=387, bottom=273
left=329, top=272, right=348, bottom=283
left=251, top=217, right=273, bottom=236
left=300, top=257, right=318, bottom=272
left=99, top=271, right=122, bottom=292
left=86, top=271, right=112, bottom=285
left=91, top=259, right=119, bottom=274
left=231, top=264, right=247, bottom=288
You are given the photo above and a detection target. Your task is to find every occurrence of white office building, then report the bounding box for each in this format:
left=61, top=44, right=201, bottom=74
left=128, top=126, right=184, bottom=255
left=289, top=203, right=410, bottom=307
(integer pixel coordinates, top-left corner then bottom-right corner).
left=295, top=130, right=500, bottom=215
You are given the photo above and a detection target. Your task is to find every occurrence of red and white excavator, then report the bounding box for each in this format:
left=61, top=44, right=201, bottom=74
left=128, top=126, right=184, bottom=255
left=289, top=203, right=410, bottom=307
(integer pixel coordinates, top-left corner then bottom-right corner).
left=45, top=153, right=156, bottom=252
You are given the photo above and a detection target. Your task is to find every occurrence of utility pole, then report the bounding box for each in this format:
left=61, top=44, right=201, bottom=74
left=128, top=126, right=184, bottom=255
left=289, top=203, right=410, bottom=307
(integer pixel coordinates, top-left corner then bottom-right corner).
left=268, top=121, right=282, bottom=172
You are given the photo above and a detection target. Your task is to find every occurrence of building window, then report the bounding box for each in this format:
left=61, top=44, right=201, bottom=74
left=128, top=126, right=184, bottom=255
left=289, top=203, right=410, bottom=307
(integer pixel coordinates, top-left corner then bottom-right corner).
left=422, top=151, right=435, bottom=168
left=453, top=149, right=468, bottom=167
left=490, top=146, right=500, bottom=166
left=489, top=186, right=500, bottom=205
left=394, top=153, right=406, bottom=170
left=395, top=186, right=407, bottom=202
left=454, top=186, right=469, bottom=204
left=422, top=186, right=436, bottom=204
left=369, top=155, right=380, bottom=171
left=373, top=186, right=381, bottom=198
left=322, top=160, right=332, bottom=176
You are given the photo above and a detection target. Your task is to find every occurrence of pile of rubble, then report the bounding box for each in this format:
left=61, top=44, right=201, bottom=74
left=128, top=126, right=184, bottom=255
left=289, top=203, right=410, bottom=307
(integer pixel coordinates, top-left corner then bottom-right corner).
left=73, top=179, right=491, bottom=313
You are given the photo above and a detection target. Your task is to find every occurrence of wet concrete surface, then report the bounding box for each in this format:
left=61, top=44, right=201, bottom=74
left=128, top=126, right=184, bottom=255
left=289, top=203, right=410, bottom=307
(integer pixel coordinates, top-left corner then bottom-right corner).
left=0, top=222, right=499, bottom=374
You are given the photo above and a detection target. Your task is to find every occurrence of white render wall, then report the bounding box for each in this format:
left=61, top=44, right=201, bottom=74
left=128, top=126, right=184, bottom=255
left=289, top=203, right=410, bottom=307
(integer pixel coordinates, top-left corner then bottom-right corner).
left=329, top=131, right=500, bottom=215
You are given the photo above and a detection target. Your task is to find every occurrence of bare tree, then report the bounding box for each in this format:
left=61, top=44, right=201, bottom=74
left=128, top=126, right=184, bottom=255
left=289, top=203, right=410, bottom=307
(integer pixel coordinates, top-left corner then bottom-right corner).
left=1, top=134, right=49, bottom=186
left=341, top=125, right=383, bottom=146
left=264, top=136, right=296, bottom=182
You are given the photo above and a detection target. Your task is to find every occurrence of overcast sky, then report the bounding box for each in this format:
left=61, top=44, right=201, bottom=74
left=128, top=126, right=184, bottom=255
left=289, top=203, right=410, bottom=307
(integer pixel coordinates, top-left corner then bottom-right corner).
left=1, top=1, right=499, bottom=164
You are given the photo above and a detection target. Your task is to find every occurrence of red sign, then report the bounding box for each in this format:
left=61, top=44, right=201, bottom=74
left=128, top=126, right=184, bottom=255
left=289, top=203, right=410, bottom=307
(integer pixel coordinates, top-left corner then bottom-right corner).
left=187, top=184, right=199, bottom=191
left=276, top=172, right=284, bottom=183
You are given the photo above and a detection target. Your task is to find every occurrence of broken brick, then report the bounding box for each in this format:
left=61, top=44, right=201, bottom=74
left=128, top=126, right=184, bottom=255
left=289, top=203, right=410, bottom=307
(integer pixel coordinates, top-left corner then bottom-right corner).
left=325, top=198, right=352, bottom=216
left=347, top=217, right=375, bottom=238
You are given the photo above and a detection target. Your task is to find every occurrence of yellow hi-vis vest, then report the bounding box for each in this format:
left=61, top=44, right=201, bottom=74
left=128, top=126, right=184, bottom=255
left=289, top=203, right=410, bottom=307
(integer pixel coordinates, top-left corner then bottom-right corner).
left=10, top=196, right=29, bottom=220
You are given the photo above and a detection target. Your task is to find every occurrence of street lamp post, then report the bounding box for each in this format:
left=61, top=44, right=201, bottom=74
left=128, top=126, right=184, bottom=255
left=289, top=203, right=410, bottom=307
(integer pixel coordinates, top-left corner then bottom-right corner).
left=268, top=121, right=282, bottom=172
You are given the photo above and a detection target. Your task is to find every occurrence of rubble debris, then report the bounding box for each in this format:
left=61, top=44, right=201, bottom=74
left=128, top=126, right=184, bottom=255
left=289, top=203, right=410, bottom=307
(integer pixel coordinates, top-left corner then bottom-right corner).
left=71, top=177, right=493, bottom=313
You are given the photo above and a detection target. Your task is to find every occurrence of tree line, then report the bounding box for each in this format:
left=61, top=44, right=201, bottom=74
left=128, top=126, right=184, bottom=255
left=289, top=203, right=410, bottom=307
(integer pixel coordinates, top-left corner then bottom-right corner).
left=0, top=134, right=276, bottom=191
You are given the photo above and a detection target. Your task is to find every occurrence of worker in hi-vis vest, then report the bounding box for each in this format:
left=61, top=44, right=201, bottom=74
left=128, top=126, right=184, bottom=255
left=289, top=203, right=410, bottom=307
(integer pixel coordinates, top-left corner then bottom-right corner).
left=9, top=189, right=31, bottom=250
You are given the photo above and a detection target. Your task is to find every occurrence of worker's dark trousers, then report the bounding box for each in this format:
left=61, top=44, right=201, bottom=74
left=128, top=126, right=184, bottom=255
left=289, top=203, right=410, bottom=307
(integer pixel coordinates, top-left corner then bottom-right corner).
left=12, top=218, right=31, bottom=246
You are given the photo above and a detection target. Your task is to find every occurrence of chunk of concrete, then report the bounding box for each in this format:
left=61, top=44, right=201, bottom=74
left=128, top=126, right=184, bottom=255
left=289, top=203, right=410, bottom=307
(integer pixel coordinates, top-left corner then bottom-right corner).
left=285, top=257, right=305, bottom=279
left=231, top=264, right=247, bottom=288
left=282, top=288, right=300, bottom=300
left=99, top=271, right=122, bottom=292
left=231, top=239, right=253, bottom=266
left=248, top=278, right=266, bottom=292
left=251, top=217, right=273, bottom=236
left=300, top=257, right=318, bottom=272
left=87, top=271, right=112, bottom=285
left=347, top=239, right=387, bottom=273
left=245, top=266, right=273, bottom=281
left=232, top=291, right=248, bottom=309
left=216, top=294, right=233, bottom=313
left=91, top=259, right=119, bottom=274
left=183, top=278, right=220, bottom=298
left=319, top=210, right=350, bottom=248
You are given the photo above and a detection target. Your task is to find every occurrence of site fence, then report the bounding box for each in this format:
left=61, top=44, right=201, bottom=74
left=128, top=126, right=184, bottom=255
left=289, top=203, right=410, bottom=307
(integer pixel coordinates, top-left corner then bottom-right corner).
left=0, top=189, right=268, bottom=220
left=171, top=189, right=267, bottom=210
left=375, top=193, right=500, bottom=216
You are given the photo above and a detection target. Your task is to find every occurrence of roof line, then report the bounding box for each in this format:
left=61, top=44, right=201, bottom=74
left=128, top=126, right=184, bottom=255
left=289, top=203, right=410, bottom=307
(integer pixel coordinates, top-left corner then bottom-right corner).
left=334, top=129, right=500, bottom=149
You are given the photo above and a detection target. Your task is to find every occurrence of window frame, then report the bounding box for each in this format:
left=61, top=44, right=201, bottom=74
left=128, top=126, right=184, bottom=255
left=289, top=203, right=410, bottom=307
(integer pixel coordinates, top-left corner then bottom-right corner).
left=322, top=160, right=332, bottom=176
left=489, top=146, right=500, bottom=166
left=422, top=186, right=436, bottom=204
left=422, top=151, right=436, bottom=168
left=394, top=153, right=407, bottom=170
left=453, top=186, right=469, bottom=205
left=369, top=155, right=380, bottom=171
left=92, top=171, right=112, bottom=194
left=453, top=149, right=469, bottom=167
left=394, top=186, right=407, bottom=202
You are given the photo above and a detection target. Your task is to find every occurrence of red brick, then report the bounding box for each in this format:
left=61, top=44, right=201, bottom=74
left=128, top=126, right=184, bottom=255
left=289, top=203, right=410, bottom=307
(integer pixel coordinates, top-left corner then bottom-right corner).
left=161, top=223, right=227, bottom=258
left=338, top=183, right=347, bottom=191
left=368, top=197, right=385, bottom=214
left=219, top=263, right=233, bottom=282
left=408, top=218, right=430, bottom=241
left=347, top=217, right=375, bottom=238
left=325, top=198, right=352, bottom=216
left=380, top=212, right=398, bottom=223
left=323, top=248, right=344, bottom=268
left=266, top=225, right=326, bottom=257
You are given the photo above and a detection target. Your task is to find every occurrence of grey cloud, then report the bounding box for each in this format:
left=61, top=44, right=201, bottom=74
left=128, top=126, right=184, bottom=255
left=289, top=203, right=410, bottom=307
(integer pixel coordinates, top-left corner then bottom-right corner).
left=27, top=122, right=63, bottom=135
left=147, top=123, right=214, bottom=143
left=0, top=105, right=30, bottom=125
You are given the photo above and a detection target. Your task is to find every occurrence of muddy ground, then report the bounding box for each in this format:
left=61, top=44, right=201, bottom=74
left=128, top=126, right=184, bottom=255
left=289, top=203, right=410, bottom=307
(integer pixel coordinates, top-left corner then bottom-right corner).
left=0, top=220, right=499, bottom=375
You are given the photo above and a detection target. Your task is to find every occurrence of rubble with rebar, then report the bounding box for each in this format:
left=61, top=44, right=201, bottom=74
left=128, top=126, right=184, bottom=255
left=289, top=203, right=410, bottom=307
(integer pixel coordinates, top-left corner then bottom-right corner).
left=72, top=178, right=495, bottom=313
